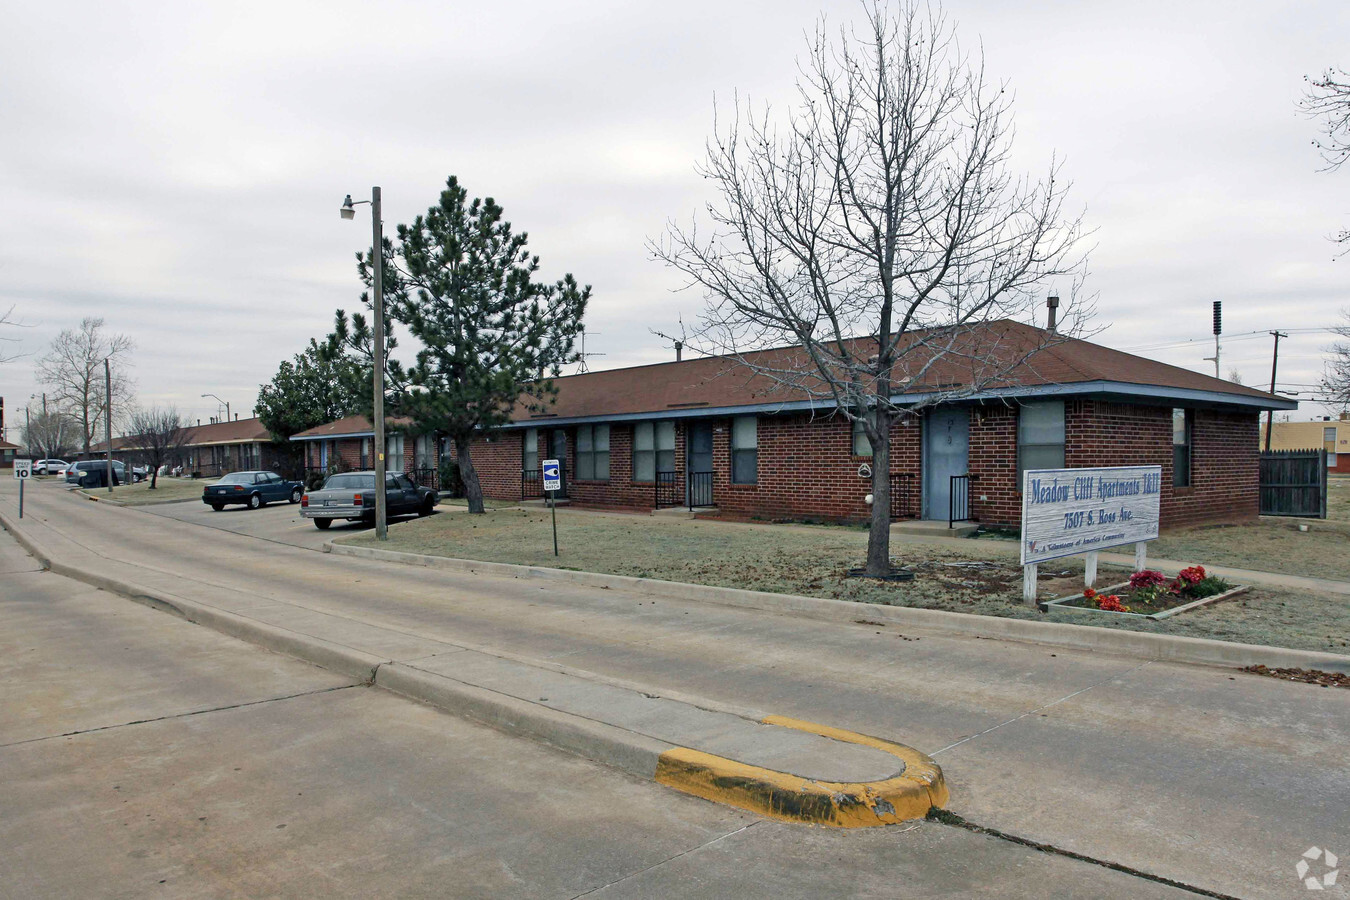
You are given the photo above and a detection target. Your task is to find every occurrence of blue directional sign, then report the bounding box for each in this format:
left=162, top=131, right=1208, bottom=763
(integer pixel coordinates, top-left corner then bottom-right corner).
left=542, top=459, right=561, bottom=492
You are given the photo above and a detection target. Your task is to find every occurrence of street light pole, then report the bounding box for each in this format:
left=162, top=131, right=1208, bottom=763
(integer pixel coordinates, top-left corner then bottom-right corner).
left=105, top=357, right=114, bottom=493
left=341, top=189, right=388, bottom=540
left=200, top=393, right=230, bottom=423
left=371, top=187, right=388, bottom=541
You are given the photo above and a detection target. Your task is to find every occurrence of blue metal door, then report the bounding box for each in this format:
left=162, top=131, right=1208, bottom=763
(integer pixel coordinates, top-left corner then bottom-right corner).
left=923, top=407, right=970, bottom=520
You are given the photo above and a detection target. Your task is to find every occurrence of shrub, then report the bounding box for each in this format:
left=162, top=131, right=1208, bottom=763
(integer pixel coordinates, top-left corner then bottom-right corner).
left=439, top=459, right=464, bottom=498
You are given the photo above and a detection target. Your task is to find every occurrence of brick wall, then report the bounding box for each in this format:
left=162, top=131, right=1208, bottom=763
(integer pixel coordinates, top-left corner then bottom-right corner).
left=969, top=400, right=1259, bottom=530
left=448, top=431, right=525, bottom=500
left=419, top=400, right=1262, bottom=529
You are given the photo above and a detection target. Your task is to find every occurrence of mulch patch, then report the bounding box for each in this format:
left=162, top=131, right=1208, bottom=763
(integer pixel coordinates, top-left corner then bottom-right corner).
left=1241, top=665, right=1350, bottom=689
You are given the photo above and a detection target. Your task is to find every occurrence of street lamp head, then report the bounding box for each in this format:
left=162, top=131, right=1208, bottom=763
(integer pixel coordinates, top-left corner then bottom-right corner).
left=340, top=195, right=356, bottom=220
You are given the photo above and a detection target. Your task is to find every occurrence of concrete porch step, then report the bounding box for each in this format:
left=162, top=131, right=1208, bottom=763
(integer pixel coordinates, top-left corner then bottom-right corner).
left=651, top=506, right=719, bottom=519
left=519, top=498, right=571, bottom=508
left=892, top=518, right=979, bottom=538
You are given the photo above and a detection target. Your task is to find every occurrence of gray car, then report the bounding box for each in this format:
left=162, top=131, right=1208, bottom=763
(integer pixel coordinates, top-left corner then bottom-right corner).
left=65, top=459, right=136, bottom=486
left=301, top=471, right=438, bottom=529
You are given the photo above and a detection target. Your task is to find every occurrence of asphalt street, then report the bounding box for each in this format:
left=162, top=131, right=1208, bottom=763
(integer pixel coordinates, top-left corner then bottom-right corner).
left=3, top=477, right=1347, bottom=898
left=0, top=528, right=1193, bottom=899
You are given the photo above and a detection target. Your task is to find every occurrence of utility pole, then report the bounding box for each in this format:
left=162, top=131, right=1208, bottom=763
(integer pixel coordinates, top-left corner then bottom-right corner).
left=371, top=186, right=388, bottom=541
left=104, top=357, right=114, bottom=492
left=1264, top=331, right=1288, bottom=452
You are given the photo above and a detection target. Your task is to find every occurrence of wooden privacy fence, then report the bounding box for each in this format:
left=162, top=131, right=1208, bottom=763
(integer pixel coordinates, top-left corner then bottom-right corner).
left=1259, top=449, right=1327, bottom=518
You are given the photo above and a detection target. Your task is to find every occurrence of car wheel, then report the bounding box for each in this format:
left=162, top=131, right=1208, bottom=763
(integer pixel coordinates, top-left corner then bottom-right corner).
left=248, top=493, right=263, bottom=510
left=314, top=518, right=332, bottom=530
left=418, top=496, right=435, bottom=517
left=290, top=487, right=303, bottom=504
left=210, top=503, right=224, bottom=512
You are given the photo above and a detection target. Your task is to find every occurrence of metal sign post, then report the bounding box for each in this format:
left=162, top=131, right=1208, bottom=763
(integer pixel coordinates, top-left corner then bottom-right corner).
left=14, top=459, right=32, bottom=519
left=542, top=459, right=561, bottom=556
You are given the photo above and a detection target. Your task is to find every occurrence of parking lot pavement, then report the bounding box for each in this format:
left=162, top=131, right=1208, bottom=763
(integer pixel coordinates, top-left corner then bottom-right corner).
left=0, top=531, right=1191, bottom=899
left=137, top=491, right=389, bottom=551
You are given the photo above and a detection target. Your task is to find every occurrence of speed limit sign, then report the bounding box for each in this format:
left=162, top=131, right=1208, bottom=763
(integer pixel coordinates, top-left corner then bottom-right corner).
left=13, top=459, right=31, bottom=518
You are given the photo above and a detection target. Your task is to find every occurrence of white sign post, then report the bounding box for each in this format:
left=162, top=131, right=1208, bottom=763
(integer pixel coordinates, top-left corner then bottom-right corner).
left=1020, top=465, right=1162, bottom=605
left=542, top=459, right=561, bottom=556
left=13, top=459, right=32, bottom=519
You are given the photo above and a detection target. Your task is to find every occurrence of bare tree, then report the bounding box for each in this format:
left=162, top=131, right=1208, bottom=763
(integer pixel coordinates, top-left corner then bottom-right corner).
left=1323, top=311, right=1350, bottom=412
left=653, top=0, right=1089, bottom=575
left=35, top=318, right=136, bottom=457
left=127, top=407, right=189, bottom=489
left=1300, top=67, right=1350, bottom=252
left=0, top=305, right=25, bottom=364
left=22, top=409, right=78, bottom=459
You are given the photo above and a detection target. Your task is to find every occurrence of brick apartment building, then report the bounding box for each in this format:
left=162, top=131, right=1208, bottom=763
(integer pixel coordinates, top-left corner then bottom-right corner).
left=95, top=416, right=295, bottom=477
left=290, top=321, right=1295, bottom=530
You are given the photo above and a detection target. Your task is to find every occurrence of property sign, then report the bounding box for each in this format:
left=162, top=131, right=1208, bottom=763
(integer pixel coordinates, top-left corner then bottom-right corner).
left=13, top=459, right=32, bottom=479
left=542, top=459, right=561, bottom=492
left=1020, top=465, right=1161, bottom=565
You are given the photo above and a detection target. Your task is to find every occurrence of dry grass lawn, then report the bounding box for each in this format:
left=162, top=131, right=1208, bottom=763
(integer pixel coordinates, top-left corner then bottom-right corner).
left=345, top=508, right=1350, bottom=654
left=82, top=476, right=214, bottom=506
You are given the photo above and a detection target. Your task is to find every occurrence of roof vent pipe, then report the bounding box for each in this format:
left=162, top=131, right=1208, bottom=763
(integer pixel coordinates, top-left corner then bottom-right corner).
left=1046, top=296, right=1060, bottom=333
left=674, top=340, right=683, bottom=363
left=234, top=412, right=239, bottom=421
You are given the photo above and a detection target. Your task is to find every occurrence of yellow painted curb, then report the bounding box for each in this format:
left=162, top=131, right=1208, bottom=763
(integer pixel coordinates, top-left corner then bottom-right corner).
left=654, top=715, right=947, bottom=828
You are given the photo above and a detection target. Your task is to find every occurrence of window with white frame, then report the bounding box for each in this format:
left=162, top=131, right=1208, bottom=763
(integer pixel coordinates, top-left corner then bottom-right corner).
left=852, top=418, right=872, bottom=457
left=633, top=421, right=676, bottom=482
left=522, top=428, right=538, bottom=474
left=359, top=438, right=370, bottom=469
left=576, top=424, right=610, bottom=481
left=1173, top=409, right=1192, bottom=487
left=731, top=416, right=758, bottom=484
left=386, top=434, right=404, bottom=472
left=415, top=434, right=434, bottom=471
left=1017, top=401, right=1065, bottom=483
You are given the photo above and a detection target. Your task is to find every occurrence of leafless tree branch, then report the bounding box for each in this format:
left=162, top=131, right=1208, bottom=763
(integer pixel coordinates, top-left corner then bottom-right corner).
left=651, top=0, right=1093, bottom=573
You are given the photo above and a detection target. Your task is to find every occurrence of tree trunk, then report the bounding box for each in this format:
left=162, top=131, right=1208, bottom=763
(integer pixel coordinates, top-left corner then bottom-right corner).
left=454, top=434, right=486, bottom=514
left=864, top=409, right=893, bottom=576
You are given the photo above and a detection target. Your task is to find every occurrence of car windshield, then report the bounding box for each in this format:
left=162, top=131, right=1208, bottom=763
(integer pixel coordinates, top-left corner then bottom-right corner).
left=217, top=473, right=254, bottom=484
left=325, top=474, right=375, bottom=490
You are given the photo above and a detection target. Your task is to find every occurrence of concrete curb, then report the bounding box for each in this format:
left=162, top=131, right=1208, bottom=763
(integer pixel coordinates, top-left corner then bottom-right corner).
left=0, top=509, right=946, bottom=827
left=328, top=540, right=1350, bottom=674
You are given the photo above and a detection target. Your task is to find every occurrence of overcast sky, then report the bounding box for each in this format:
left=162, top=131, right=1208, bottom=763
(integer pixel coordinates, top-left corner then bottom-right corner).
left=2, top=0, right=1347, bottom=439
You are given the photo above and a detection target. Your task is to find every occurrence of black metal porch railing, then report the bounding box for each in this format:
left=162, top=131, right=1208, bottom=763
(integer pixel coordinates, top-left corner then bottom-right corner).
left=654, top=470, right=680, bottom=509
left=409, top=466, right=439, bottom=492
left=521, top=468, right=544, bottom=500
left=890, top=473, right=917, bottom=520
left=949, top=474, right=974, bottom=527
left=687, top=470, right=714, bottom=510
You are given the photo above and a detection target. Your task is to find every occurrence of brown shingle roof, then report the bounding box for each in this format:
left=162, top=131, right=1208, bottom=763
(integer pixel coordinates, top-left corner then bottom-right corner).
left=291, top=320, right=1292, bottom=439
left=514, top=320, right=1285, bottom=422
left=289, top=414, right=414, bottom=441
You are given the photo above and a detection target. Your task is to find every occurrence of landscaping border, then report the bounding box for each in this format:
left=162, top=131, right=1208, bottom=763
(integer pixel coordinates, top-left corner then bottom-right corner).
left=1039, top=583, right=1251, bottom=620
left=325, top=540, right=1350, bottom=674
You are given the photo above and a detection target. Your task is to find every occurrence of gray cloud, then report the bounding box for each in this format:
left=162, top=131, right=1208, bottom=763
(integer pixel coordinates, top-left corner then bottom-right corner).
left=2, top=0, right=1347, bottom=436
